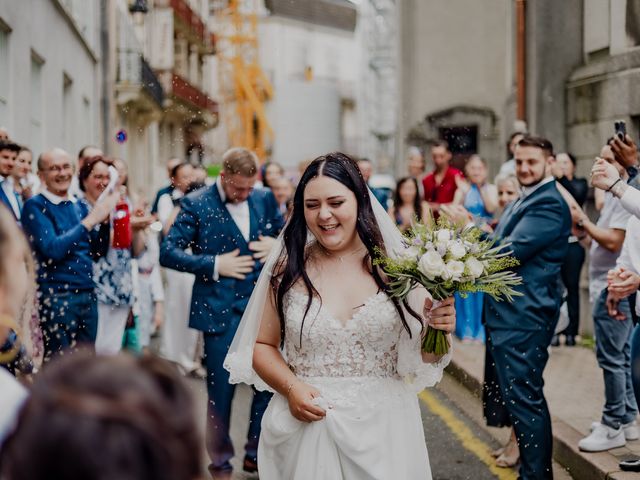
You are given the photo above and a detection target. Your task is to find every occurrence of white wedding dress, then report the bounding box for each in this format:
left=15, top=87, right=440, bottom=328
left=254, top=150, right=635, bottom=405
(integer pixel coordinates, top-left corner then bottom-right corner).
left=257, top=289, right=451, bottom=480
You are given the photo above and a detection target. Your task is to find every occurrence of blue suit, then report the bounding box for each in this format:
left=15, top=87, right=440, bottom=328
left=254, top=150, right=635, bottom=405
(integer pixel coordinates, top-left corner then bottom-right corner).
left=484, top=180, right=570, bottom=480
left=160, top=184, right=283, bottom=475
left=0, top=180, right=22, bottom=222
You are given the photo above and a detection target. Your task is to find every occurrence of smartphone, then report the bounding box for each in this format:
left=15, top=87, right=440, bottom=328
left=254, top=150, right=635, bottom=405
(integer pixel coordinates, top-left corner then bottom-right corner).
left=615, top=120, right=626, bottom=141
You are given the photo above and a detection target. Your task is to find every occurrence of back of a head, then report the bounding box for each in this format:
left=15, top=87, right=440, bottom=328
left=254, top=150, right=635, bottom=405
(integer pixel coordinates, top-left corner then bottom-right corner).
left=0, top=352, right=201, bottom=480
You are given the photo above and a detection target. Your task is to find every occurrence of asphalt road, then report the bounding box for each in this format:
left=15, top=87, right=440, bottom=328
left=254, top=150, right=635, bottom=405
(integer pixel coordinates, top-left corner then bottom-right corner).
left=184, top=376, right=529, bottom=480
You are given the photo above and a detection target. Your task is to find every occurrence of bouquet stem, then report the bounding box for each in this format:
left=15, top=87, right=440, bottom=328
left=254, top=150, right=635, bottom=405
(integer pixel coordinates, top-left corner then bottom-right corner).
left=421, top=297, right=450, bottom=355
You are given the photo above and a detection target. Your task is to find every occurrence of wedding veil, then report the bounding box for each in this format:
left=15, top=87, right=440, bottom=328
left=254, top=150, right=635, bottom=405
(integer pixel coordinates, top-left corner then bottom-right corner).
left=223, top=189, right=422, bottom=391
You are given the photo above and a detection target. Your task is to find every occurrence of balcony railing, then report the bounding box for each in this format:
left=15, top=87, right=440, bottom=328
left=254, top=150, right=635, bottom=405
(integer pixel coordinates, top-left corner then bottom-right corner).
left=117, top=49, right=165, bottom=108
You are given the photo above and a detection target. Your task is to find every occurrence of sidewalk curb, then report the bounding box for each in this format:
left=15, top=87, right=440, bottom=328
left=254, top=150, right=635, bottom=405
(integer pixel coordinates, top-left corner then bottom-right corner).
left=445, top=358, right=629, bottom=480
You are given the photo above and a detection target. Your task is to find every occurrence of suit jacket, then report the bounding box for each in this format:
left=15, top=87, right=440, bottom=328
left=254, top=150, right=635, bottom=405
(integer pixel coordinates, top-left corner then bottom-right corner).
left=0, top=181, right=21, bottom=221
left=484, top=180, right=571, bottom=331
left=160, top=185, right=284, bottom=333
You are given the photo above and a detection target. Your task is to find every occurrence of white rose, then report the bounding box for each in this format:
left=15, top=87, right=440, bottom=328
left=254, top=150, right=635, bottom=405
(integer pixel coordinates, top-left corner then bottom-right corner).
left=436, top=241, right=448, bottom=257
left=418, top=250, right=445, bottom=279
left=465, top=257, right=485, bottom=279
left=435, top=229, right=452, bottom=243
left=448, top=240, right=467, bottom=259
left=445, top=260, right=465, bottom=281
left=402, top=246, right=420, bottom=260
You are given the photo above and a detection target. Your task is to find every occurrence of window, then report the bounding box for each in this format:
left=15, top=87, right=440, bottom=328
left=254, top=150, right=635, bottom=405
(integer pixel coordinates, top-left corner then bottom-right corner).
left=627, top=0, right=640, bottom=46
left=62, top=74, right=73, bottom=149
left=30, top=52, right=44, bottom=158
left=0, top=26, right=9, bottom=127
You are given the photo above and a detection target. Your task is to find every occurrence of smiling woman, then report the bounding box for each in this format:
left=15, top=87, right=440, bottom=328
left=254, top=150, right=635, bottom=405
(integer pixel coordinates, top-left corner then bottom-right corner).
left=225, top=152, right=456, bottom=480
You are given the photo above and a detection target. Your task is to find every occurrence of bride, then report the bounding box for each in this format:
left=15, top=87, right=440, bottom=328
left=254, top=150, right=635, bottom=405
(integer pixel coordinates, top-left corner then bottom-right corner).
left=224, top=152, right=455, bottom=479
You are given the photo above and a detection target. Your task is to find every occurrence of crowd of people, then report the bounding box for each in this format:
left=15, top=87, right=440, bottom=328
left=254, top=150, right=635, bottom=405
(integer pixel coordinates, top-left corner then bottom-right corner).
left=0, top=120, right=639, bottom=480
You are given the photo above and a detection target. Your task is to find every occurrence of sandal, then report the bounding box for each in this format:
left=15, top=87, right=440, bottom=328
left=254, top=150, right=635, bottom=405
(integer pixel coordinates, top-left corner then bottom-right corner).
left=495, top=452, right=520, bottom=468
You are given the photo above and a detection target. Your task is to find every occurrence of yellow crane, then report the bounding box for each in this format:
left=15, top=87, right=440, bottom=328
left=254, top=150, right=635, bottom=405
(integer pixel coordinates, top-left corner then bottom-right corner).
left=214, top=0, right=274, bottom=161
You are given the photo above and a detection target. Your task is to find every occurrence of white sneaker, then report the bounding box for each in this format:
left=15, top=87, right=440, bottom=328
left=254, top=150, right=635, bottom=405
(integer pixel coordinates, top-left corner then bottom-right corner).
left=590, top=421, right=640, bottom=441
left=580, top=424, right=626, bottom=452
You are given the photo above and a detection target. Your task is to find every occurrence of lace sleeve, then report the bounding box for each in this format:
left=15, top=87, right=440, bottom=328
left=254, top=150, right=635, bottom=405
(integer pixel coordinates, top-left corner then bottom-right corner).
left=396, top=288, right=451, bottom=393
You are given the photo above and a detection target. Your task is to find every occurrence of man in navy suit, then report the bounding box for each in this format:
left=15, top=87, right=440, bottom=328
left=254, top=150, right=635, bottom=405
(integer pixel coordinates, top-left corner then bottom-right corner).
left=485, top=136, right=571, bottom=480
left=0, top=141, right=22, bottom=222
left=160, top=148, right=284, bottom=480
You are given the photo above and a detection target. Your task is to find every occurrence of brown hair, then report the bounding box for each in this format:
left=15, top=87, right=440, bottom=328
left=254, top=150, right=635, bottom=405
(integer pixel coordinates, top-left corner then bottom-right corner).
left=222, top=147, right=258, bottom=176
left=0, top=352, right=202, bottom=480
left=78, top=156, right=114, bottom=192
left=517, top=135, right=554, bottom=158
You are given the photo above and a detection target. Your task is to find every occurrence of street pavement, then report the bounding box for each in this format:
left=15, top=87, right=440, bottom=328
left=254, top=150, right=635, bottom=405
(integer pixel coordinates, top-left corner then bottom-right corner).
left=184, top=372, right=574, bottom=479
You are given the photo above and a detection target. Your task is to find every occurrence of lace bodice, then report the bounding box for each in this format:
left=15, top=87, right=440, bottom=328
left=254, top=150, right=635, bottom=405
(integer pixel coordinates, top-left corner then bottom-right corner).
left=284, top=290, right=404, bottom=378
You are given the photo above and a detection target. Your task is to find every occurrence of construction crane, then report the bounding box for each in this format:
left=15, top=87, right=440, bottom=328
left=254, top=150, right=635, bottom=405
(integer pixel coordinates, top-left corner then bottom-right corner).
left=212, top=0, right=274, bottom=161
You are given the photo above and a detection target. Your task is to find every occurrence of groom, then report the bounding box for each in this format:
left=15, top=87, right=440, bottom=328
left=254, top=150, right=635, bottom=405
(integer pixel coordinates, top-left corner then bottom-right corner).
left=485, top=136, right=571, bottom=480
left=160, top=148, right=284, bottom=479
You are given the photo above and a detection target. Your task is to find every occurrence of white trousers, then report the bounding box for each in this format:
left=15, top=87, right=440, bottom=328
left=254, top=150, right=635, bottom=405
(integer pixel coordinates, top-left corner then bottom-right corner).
left=161, top=268, right=198, bottom=369
left=95, top=304, right=129, bottom=355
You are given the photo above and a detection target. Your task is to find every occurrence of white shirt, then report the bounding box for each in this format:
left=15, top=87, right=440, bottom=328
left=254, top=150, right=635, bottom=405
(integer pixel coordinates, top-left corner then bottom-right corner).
left=157, top=189, right=183, bottom=228
left=0, top=367, right=28, bottom=446
left=1, top=176, right=21, bottom=219
left=213, top=177, right=251, bottom=280
left=40, top=188, right=78, bottom=205
left=620, top=185, right=640, bottom=219
left=616, top=215, right=640, bottom=316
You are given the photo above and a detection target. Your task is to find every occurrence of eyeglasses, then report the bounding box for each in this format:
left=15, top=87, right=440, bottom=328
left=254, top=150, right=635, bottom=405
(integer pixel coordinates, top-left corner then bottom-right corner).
left=43, top=163, right=73, bottom=173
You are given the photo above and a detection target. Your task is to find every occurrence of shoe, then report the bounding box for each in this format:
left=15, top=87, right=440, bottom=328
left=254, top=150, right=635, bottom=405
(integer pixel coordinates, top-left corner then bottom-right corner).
left=590, top=421, right=639, bottom=440
left=550, top=335, right=560, bottom=347
left=620, top=458, right=640, bottom=471
left=243, top=458, right=259, bottom=477
left=579, top=423, right=626, bottom=452
left=565, top=335, right=576, bottom=346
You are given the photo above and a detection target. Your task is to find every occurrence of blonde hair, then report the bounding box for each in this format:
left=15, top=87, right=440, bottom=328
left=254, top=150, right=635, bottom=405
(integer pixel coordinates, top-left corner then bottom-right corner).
left=222, top=148, right=258, bottom=176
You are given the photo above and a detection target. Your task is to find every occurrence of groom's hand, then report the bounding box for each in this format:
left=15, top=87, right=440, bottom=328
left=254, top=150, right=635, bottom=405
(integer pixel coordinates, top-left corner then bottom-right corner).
left=249, top=235, right=278, bottom=263
left=217, top=249, right=255, bottom=279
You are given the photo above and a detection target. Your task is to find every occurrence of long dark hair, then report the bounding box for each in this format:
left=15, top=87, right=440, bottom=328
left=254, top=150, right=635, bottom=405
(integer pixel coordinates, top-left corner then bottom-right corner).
left=393, top=176, right=422, bottom=220
left=271, top=152, right=420, bottom=346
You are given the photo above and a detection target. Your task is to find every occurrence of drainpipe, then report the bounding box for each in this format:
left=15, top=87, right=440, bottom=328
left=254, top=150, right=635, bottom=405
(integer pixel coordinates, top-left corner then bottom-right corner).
left=100, top=0, right=110, bottom=153
left=516, top=0, right=526, bottom=121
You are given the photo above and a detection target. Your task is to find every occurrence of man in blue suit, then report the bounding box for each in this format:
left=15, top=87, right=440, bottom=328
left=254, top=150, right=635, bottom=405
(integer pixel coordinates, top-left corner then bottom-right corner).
left=485, top=136, right=571, bottom=480
left=160, top=147, right=284, bottom=480
left=0, top=141, right=22, bottom=222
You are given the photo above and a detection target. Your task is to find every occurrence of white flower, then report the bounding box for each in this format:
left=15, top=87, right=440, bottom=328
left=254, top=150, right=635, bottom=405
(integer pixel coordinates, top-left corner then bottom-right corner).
left=445, top=260, right=465, bottom=281
left=418, top=250, right=445, bottom=279
left=465, top=257, right=485, bottom=279
left=448, top=240, right=467, bottom=259
left=401, top=246, right=420, bottom=260
left=469, top=243, right=481, bottom=255
left=435, top=229, right=452, bottom=243
left=436, top=242, right=448, bottom=257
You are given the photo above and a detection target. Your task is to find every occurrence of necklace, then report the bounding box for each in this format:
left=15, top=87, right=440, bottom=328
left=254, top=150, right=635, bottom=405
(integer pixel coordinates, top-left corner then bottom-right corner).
left=317, top=244, right=367, bottom=263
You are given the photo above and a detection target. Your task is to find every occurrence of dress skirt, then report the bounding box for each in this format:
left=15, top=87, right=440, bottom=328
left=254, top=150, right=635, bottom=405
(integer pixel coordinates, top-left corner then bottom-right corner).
left=258, top=376, right=432, bottom=480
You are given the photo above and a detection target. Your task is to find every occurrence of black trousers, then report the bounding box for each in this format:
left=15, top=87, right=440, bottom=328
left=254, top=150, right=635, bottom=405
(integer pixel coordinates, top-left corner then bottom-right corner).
left=483, top=336, right=511, bottom=428
left=560, top=242, right=585, bottom=337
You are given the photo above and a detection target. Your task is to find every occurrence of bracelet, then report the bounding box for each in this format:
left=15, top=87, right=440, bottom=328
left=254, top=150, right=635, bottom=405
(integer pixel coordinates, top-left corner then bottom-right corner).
left=606, top=178, right=622, bottom=192
left=285, top=381, right=296, bottom=397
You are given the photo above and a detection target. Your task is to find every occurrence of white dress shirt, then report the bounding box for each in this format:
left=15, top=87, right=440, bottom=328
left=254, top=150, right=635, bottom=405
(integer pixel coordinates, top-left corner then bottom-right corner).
left=213, top=177, right=251, bottom=280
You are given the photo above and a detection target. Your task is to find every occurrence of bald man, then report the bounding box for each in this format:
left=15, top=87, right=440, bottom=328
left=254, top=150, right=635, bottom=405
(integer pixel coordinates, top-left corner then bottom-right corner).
left=22, top=148, right=119, bottom=361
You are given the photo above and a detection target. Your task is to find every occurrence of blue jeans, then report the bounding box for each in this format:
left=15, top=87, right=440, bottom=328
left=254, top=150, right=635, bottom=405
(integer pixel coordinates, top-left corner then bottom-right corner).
left=39, top=291, right=98, bottom=362
left=593, top=288, right=637, bottom=428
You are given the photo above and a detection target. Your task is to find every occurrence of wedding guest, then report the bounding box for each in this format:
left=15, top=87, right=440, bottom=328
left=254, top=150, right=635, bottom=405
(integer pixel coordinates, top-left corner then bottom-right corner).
left=452, top=155, right=497, bottom=344
left=357, top=157, right=390, bottom=208
left=573, top=144, right=636, bottom=452
left=70, top=145, right=103, bottom=198
left=484, top=136, right=570, bottom=479
left=0, top=352, right=202, bottom=480
left=0, top=127, right=9, bottom=141
left=11, top=147, right=39, bottom=202
left=261, top=161, right=284, bottom=189
left=151, top=158, right=182, bottom=215
left=160, top=148, right=283, bottom=478
left=388, top=176, right=430, bottom=232
left=422, top=140, right=463, bottom=217
left=270, top=175, right=294, bottom=218
left=498, top=131, right=525, bottom=177
left=22, top=149, right=118, bottom=361
left=0, top=141, right=22, bottom=222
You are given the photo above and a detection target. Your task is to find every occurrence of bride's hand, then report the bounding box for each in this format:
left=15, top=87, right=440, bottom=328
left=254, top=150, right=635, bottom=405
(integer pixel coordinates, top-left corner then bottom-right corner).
left=287, top=382, right=326, bottom=423
left=425, top=296, right=456, bottom=333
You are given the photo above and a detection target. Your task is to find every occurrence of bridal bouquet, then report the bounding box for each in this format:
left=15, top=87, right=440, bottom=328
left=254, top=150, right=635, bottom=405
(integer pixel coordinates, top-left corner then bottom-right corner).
left=375, top=219, right=523, bottom=355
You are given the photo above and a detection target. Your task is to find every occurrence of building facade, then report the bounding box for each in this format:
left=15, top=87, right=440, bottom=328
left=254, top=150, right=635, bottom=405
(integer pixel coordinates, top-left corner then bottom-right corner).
left=0, top=0, right=101, bottom=158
